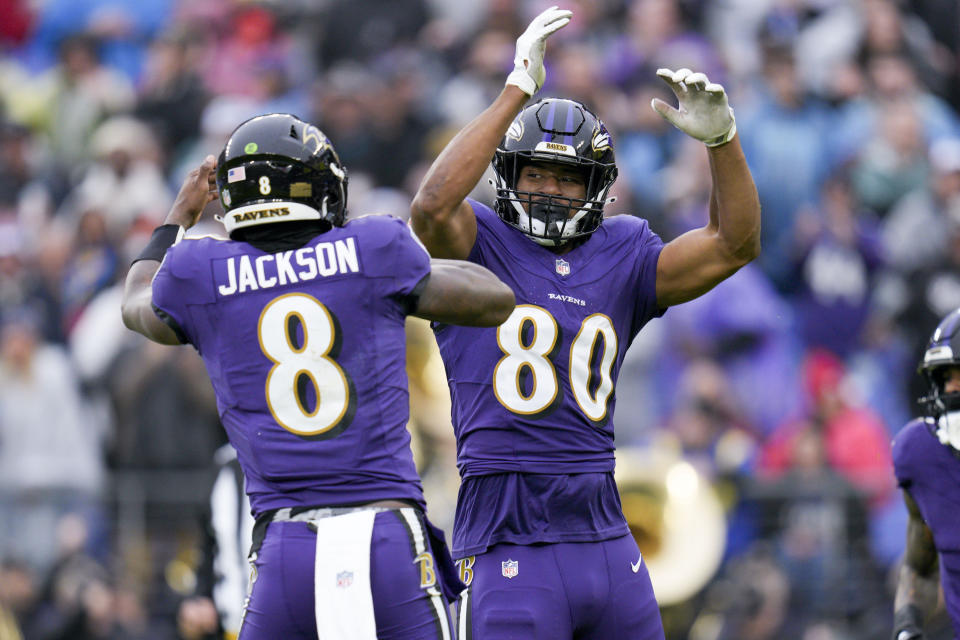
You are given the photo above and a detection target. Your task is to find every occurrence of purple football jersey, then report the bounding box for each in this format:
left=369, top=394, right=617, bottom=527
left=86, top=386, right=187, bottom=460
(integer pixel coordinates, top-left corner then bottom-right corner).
left=152, top=215, right=430, bottom=517
left=893, top=418, right=960, bottom=638
left=893, top=417, right=960, bottom=639
left=434, top=200, right=665, bottom=555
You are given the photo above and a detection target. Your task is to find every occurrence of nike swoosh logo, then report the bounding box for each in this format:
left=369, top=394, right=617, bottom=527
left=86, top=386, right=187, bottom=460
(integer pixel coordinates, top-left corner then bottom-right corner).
left=631, top=556, right=642, bottom=573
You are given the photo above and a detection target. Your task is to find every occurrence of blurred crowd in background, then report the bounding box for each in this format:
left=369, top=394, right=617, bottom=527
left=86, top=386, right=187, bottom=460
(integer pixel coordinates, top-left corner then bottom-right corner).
left=0, top=0, right=959, bottom=638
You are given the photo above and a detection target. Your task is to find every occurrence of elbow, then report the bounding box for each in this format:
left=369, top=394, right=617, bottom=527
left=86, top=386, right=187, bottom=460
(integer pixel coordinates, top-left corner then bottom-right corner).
left=120, top=302, right=135, bottom=331
left=477, top=287, right=516, bottom=327
left=739, top=234, right=761, bottom=264
left=410, top=191, right=441, bottom=226
left=491, top=288, right=516, bottom=324
left=726, top=225, right=761, bottom=267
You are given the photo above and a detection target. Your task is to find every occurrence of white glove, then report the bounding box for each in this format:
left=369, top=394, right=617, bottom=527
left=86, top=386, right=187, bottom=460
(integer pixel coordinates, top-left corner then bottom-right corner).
left=651, top=68, right=737, bottom=147
left=505, top=6, right=573, bottom=97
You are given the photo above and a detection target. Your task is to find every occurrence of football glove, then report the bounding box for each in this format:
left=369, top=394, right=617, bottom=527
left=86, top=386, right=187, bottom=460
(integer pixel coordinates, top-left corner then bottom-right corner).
left=651, top=68, right=737, bottom=147
left=505, top=5, right=572, bottom=97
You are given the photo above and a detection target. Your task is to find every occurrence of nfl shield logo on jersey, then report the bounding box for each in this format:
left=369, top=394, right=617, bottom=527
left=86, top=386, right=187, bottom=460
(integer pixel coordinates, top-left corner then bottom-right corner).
left=336, top=570, right=353, bottom=588
left=555, top=258, right=570, bottom=276
left=501, top=559, right=519, bottom=579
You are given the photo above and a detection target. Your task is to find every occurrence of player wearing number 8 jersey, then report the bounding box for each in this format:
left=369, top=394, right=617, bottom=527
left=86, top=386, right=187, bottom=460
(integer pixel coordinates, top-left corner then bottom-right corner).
left=410, top=6, right=760, bottom=639
left=120, top=113, right=515, bottom=639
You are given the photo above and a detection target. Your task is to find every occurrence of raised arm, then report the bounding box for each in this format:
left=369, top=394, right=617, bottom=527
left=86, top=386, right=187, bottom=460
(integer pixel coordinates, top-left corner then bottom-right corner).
left=410, top=6, right=572, bottom=260
left=412, top=259, right=516, bottom=326
left=651, top=68, right=761, bottom=308
left=892, top=490, right=939, bottom=640
left=121, top=155, right=218, bottom=343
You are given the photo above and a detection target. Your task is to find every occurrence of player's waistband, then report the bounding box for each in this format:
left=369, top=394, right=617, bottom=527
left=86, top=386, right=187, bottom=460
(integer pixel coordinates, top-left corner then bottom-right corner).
left=270, top=504, right=392, bottom=523
left=252, top=501, right=422, bottom=554
left=459, top=459, right=615, bottom=478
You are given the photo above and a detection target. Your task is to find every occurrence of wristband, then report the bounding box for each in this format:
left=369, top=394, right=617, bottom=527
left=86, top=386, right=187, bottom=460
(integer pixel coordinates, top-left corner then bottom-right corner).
left=506, top=69, right=538, bottom=97
left=133, top=224, right=184, bottom=264
left=892, top=604, right=923, bottom=640
left=704, top=108, right=737, bottom=148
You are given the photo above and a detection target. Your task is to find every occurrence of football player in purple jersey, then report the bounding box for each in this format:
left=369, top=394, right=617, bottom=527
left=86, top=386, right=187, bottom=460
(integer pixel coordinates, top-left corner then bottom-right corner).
left=409, top=6, right=760, bottom=639
left=121, top=113, right=515, bottom=640
left=892, top=308, right=960, bottom=640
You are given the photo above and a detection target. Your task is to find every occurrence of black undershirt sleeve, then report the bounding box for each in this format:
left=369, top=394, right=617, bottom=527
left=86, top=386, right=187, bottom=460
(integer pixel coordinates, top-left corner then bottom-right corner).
left=152, top=303, right=190, bottom=345
left=402, top=273, right=431, bottom=316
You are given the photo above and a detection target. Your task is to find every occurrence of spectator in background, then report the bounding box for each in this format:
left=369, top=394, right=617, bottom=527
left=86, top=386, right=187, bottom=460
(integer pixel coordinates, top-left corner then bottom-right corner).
left=312, top=63, right=380, bottom=184
left=883, top=137, right=960, bottom=273
left=14, top=224, right=74, bottom=345
left=60, top=209, right=119, bottom=334
left=68, top=116, right=173, bottom=238
left=604, top=0, right=722, bottom=90
left=852, top=0, right=953, bottom=100
left=28, top=34, right=136, bottom=169
left=363, top=52, right=434, bottom=189
left=832, top=51, right=960, bottom=176
left=435, top=29, right=517, bottom=129
left=14, top=0, right=172, bottom=81
left=26, top=519, right=148, bottom=640
left=690, top=547, right=791, bottom=640
left=656, top=358, right=760, bottom=561
left=0, top=558, right=36, bottom=640
left=889, top=209, right=960, bottom=411
left=849, top=96, right=929, bottom=216
left=315, top=0, right=429, bottom=69
left=906, top=0, right=960, bottom=106
left=756, top=419, right=886, bottom=639
left=609, top=77, right=677, bottom=230
left=0, top=309, right=105, bottom=576
left=201, top=5, right=310, bottom=122
left=738, top=38, right=833, bottom=292
left=790, top=173, right=885, bottom=359
left=134, top=28, right=210, bottom=166
left=108, top=340, right=222, bottom=472
left=0, top=120, right=64, bottom=238
left=760, top=349, right=894, bottom=507
left=654, top=261, right=801, bottom=436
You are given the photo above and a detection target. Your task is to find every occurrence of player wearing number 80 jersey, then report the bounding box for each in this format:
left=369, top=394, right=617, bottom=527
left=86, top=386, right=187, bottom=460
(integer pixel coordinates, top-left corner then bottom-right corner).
left=410, top=7, right=760, bottom=639
left=436, top=203, right=662, bottom=480
left=121, top=113, right=515, bottom=640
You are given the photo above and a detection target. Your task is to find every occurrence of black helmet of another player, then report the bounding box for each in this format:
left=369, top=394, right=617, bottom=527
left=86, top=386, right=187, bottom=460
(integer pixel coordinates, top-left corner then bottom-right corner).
left=918, top=307, right=960, bottom=452
left=492, top=98, right=618, bottom=246
left=215, top=113, right=348, bottom=236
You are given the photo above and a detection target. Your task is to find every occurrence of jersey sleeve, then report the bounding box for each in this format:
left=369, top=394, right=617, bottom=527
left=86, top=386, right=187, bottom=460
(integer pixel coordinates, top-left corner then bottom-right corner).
left=390, top=220, right=432, bottom=301
left=892, top=419, right=930, bottom=490
left=151, top=241, right=205, bottom=346
left=622, top=216, right=666, bottom=329
left=351, top=215, right=432, bottom=312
